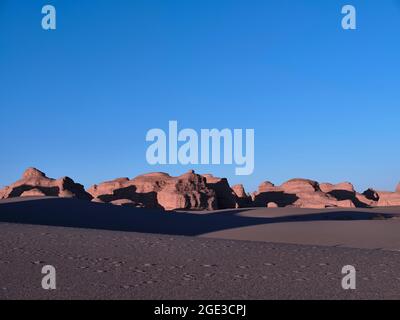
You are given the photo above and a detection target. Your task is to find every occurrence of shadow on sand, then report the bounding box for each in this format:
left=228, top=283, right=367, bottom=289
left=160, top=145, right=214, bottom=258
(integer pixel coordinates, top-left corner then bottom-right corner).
left=0, top=197, right=395, bottom=236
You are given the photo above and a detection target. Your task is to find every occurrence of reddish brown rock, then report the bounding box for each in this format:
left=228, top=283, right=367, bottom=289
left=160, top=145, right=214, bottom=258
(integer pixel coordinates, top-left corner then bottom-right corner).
left=253, top=178, right=359, bottom=209
left=110, top=199, right=144, bottom=207
left=291, top=190, right=355, bottom=209
left=0, top=168, right=92, bottom=200
left=252, top=181, right=294, bottom=207
left=232, top=184, right=246, bottom=198
left=281, top=179, right=320, bottom=194
left=3, top=168, right=399, bottom=210
left=257, top=181, right=276, bottom=193
left=320, top=182, right=355, bottom=193
left=23, top=167, right=46, bottom=179
left=232, top=184, right=251, bottom=208
left=88, top=174, right=164, bottom=208
left=202, top=174, right=238, bottom=209
left=376, top=192, right=400, bottom=207
left=319, top=182, right=371, bottom=207
left=88, top=170, right=217, bottom=211
left=0, top=187, right=9, bottom=199
left=88, top=177, right=130, bottom=199
left=254, top=179, right=321, bottom=208
left=267, top=202, right=278, bottom=208
left=157, top=171, right=216, bottom=211
left=20, top=188, right=47, bottom=197
left=355, top=193, right=377, bottom=207
left=358, top=188, right=400, bottom=207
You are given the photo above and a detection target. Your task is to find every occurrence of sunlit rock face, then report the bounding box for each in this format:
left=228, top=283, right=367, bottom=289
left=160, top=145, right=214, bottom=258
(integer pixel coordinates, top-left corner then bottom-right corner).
left=0, top=168, right=92, bottom=200
left=88, top=170, right=217, bottom=211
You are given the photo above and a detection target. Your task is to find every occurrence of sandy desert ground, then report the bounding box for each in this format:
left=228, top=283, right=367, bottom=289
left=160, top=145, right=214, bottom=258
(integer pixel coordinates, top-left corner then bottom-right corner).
left=1, top=197, right=400, bottom=299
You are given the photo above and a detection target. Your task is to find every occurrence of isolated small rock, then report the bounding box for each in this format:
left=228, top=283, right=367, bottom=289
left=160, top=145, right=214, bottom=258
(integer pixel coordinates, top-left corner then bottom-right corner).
left=267, top=202, right=278, bottom=208
left=110, top=199, right=141, bottom=207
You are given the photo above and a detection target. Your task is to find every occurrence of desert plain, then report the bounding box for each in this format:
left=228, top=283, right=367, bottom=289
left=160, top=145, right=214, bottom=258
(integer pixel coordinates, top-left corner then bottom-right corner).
left=1, top=168, right=400, bottom=299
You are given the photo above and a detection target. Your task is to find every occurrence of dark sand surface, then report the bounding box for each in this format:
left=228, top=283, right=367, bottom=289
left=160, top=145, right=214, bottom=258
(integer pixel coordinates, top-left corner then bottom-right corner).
left=1, top=197, right=400, bottom=299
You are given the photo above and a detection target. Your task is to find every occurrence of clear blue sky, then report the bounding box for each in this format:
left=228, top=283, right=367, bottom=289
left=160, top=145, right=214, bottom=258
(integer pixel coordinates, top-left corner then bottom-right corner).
left=0, top=0, right=399, bottom=193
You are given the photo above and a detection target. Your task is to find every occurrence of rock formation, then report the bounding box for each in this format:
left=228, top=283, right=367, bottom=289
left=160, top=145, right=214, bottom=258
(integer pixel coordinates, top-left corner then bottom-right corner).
left=232, top=184, right=252, bottom=208
left=88, top=170, right=217, bottom=211
left=319, top=182, right=355, bottom=194
left=361, top=187, right=400, bottom=207
left=0, top=168, right=92, bottom=200
left=376, top=192, right=400, bottom=207
left=202, top=174, right=238, bottom=209
left=267, top=202, right=278, bottom=208
left=2, top=167, right=400, bottom=210
left=253, top=178, right=358, bottom=209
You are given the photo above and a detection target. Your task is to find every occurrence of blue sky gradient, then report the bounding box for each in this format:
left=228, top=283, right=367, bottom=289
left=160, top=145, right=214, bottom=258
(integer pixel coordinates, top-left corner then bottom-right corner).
left=0, top=0, right=399, bottom=192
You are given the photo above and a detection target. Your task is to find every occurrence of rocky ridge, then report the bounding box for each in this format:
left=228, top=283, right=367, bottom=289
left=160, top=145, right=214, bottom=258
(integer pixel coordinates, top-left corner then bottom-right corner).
left=1, top=168, right=399, bottom=210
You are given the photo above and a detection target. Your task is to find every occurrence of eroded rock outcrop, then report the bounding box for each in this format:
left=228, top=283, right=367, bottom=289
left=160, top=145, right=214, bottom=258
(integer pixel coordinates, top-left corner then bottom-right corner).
left=88, top=170, right=217, bottom=211
left=89, top=171, right=244, bottom=210
left=2, top=168, right=400, bottom=210
left=376, top=191, right=400, bottom=207
left=319, top=182, right=372, bottom=207
left=361, top=187, right=400, bottom=207
left=0, top=168, right=92, bottom=200
left=157, top=171, right=217, bottom=211
left=202, top=174, right=238, bottom=209
left=232, top=184, right=252, bottom=208
left=320, top=182, right=355, bottom=194
left=253, top=178, right=358, bottom=209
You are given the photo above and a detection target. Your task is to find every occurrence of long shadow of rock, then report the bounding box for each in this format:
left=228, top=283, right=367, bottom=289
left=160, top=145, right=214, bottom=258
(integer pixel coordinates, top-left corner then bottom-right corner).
left=0, top=197, right=394, bottom=236
left=253, top=191, right=299, bottom=207
left=328, top=190, right=370, bottom=208
left=97, top=185, right=162, bottom=209
left=9, top=186, right=60, bottom=198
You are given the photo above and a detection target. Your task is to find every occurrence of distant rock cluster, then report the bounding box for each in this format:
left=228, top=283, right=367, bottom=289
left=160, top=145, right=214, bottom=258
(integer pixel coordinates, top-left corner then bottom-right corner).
left=0, top=168, right=91, bottom=200
left=1, top=168, right=400, bottom=210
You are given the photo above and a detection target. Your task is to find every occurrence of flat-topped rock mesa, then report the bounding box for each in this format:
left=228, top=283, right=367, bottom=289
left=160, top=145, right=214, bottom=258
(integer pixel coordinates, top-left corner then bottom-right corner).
left=0, top=168, right=92, bottom=200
